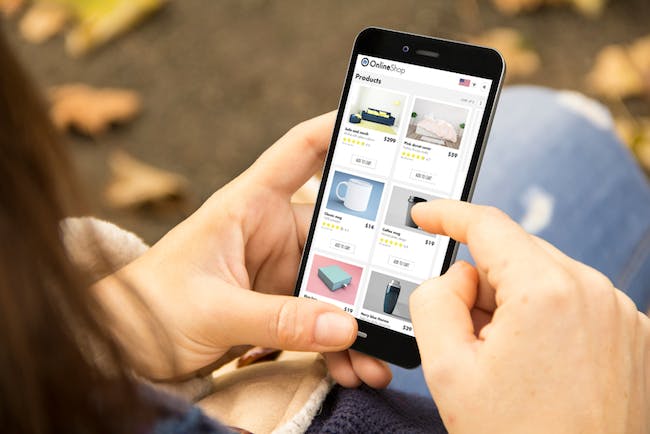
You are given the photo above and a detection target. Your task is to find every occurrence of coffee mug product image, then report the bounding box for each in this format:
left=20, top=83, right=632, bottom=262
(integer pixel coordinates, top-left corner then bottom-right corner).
left=405, top=195, right=427, bottom=228
left=336, top=178, right=373, bottom=212
left=383, top=279, right=401, bottom=314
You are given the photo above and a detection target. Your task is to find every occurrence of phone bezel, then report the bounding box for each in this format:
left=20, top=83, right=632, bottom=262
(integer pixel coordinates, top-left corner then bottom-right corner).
left=294, top=27, right=505, bottom=368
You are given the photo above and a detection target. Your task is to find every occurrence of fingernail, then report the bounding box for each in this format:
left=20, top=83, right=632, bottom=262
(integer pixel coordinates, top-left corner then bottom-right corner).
left=314, top=312, right=355, bottom=346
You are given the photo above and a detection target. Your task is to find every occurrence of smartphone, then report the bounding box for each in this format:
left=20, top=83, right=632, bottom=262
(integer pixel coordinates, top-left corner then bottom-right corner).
left=294, top=27, right=504, bottom=368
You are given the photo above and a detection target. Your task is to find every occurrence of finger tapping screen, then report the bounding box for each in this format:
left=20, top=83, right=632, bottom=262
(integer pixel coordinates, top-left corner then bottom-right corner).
left=298, top=55, right=492, bottom=336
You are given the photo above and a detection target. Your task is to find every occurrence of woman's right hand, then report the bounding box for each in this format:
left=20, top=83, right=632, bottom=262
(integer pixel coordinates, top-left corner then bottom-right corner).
left=410, top=200, right=650, bottom=433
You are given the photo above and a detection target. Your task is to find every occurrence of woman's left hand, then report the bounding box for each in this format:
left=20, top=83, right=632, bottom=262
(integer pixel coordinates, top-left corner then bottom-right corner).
left=98, top=112, right=391, bottom=387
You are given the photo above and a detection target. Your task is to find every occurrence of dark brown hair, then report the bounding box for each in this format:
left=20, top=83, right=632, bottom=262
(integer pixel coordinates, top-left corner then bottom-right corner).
left=0, top=28, right=151, bottom=433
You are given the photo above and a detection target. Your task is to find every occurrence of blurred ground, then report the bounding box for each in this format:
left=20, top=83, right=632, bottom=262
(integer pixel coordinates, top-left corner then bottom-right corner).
left=4, top=0, right=650, bottom=243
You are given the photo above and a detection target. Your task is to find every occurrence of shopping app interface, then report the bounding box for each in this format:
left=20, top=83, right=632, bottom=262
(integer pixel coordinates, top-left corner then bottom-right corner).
left=298, top=55, right=492, bottom=336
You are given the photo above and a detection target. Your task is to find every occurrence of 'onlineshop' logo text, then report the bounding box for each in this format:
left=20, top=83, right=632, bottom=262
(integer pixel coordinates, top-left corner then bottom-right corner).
left=360, top=57, right=405, bottom=74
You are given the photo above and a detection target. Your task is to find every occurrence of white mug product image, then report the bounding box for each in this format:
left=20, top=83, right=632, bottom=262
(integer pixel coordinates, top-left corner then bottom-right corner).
left=336, top=178, right=373, bottom=212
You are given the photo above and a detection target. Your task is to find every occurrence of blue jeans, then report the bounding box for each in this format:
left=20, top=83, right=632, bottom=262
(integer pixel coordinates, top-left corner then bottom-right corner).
left=390, top=86, right=650, bottom=397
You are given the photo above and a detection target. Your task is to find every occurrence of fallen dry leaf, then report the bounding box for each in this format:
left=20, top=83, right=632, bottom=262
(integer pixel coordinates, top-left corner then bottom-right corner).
left=586, top=45, right=644, bottom=100
left=64, top=0, right=165, bottom=57
left=586, top=35, right=650, bottom=100
left=571, top=0, right=606, bottom=17
left=628, top=36, right=650, bottom=94
left=491, top=0, right=545, bottom=15
left=0, top=0, right=24, bottom=17
left=49, top=84, right=141, bottom=136
left=614, top=117, right=650, bottom=171
left=470, top=28, right=540, bottom=80
left=614, top=117, right=638, bottom=148
left=491, top=0, right=605, bottom=17
left=636, top=142, right=650, bottom=172
left=105, top=149, right=188, bottom=209
left=19, top=2, right=70, bottom=44
left=11, top=0, right=165, bottom=56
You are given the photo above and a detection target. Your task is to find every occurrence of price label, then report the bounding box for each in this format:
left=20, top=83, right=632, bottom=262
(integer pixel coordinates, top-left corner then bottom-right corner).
left=344, top=306, right=353, bottom=313
left=384, top=136, right=396, bottom=143
left=365, top=223, right=374, bottom=229
left=425, top=239, right=435, bottom=246
left=448, top=151, right=458, bottom=158
left=402, top=324, right=413, bottom=332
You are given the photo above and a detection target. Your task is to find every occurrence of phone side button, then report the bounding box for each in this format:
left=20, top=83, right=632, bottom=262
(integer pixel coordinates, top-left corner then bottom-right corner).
left=357, top=331, right=368, bottom=338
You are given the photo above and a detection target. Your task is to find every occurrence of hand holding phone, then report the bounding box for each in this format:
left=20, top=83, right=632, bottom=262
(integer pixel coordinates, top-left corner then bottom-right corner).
left=295, top=28, right=504, bottom=367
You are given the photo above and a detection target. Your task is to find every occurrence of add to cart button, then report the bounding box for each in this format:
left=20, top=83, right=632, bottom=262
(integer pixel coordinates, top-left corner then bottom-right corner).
left=410, top=169, right=433, bottom=183
left=389, top=256, right=413, bottom=270
left=330, top=239, right=355, bottom=254
left=351, top=154, right=377, bottom=169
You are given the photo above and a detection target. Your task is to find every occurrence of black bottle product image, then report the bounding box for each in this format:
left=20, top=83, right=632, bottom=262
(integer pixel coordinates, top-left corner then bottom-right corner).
left=383, top=279, right=402, bottom=314
left=405, top=195, right=427, bottom=228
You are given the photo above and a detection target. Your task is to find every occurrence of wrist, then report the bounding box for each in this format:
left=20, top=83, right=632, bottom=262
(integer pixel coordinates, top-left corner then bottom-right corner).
left=91, top=260, right=174, bottom=379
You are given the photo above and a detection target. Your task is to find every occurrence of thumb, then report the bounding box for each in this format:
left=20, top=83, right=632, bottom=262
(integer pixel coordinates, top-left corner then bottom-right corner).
left=410, top=261, right=479, bottom=378
left=219, top=289, right=357, bottom=352
left=247, top=111, right=335, bottom=196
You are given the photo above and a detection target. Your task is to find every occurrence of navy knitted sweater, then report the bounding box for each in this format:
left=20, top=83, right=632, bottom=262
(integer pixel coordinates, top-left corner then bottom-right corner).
left=149, top=384, right=447, bottom=434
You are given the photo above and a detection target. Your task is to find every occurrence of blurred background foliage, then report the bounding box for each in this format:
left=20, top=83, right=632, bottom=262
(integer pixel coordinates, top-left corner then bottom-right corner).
left=1, top=0, right=649, bottom=243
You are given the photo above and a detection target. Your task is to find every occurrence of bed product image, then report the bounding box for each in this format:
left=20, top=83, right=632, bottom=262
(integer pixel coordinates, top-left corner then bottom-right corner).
left=415, top=117, right=458, bottom=143
left=361, top=108, right=396, bottom=126
left=318, top=265, right=352, bottom=291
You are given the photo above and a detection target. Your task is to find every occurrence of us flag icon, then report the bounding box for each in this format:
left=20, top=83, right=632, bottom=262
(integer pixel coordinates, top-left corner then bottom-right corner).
left=459, top=78, right=471, bottom=86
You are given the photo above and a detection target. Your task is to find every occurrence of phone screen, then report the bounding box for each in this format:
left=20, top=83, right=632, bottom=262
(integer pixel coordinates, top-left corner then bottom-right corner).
left=296, top=53, right=494, bottom=337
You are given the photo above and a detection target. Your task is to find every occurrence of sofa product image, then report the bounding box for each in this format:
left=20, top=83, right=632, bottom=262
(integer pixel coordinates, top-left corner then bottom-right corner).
left=317, top=265, right=352, bottom=291
left=349, top=113, right=362, bottom=123
left=415, top=116, right=458, bottom=144
left=361, top=108, right=396, bottom=126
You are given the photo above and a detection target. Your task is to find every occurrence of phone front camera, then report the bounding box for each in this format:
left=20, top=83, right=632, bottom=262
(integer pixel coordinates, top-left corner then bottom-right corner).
left=402, top=45, right=410, bottom=53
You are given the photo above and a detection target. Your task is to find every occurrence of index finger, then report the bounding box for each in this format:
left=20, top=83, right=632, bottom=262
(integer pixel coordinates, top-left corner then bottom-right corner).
left=249, top=111, right=336, bottom=195
left=411, top=200, right=558, bottom=297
